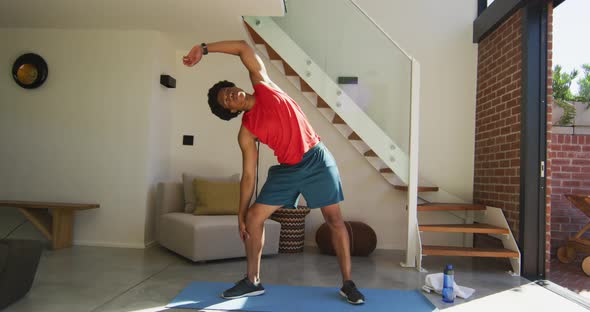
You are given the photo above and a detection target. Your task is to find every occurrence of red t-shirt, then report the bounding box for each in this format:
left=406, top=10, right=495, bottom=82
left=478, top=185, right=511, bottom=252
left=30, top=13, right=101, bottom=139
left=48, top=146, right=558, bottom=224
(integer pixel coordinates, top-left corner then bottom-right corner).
left=242, top=83, right=320, bottom=165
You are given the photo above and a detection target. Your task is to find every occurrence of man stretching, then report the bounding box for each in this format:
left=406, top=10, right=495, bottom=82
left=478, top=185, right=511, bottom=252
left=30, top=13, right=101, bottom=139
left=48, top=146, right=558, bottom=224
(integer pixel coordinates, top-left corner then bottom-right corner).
left=183, top=40, right=365, bottom=305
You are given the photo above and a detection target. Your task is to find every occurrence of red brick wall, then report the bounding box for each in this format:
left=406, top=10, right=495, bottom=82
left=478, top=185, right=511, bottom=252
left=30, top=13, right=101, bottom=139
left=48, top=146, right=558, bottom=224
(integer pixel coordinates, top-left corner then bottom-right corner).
left=474, top=9, right=523, bottom=240
left=549, top=134, right=590, bottom=255
left=545, top=2, right=553, bottom=274
left=475, top=3, right=554, bottom=274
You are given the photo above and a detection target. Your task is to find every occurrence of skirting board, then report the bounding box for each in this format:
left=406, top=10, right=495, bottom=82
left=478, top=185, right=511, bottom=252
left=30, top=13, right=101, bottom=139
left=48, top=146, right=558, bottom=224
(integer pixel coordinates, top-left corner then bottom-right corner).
left=73, top=240, right=146, bottom=249
left=305, top=240, right=401, bottom=251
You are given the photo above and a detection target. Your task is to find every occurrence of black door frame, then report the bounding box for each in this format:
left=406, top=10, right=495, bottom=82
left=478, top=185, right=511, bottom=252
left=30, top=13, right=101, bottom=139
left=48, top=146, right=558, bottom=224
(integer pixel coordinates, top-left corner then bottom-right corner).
left=474, top=0, right=559, bottom=280
left=520, top=0, right=548, bottom=280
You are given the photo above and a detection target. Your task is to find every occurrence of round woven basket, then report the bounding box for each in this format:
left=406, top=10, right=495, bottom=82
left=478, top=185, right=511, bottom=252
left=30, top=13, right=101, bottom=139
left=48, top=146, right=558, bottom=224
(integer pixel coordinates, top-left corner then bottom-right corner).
left=270, top=206, right=311, bottom=253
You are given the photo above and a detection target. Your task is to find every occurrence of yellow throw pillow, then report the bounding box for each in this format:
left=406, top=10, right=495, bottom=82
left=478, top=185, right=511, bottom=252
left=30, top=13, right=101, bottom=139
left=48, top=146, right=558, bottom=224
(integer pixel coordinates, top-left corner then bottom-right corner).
left=192, top=178, right=240, bottom=215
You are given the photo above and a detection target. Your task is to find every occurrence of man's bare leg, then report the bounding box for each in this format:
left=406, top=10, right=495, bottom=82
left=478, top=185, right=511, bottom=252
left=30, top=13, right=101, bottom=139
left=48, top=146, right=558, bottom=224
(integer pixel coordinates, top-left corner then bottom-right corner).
left=222, top=203, right=280, bottom=299
left=244, top=203, right=281, bottom=282
left=320, top=203, right=351, bottom=281
left=320, top=203, right=365, bottom=304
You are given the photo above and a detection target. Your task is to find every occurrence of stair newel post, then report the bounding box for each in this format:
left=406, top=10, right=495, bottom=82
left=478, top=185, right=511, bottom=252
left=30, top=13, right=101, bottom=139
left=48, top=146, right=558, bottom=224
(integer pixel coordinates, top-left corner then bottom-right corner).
left=402, top=59, right=422, bottom=270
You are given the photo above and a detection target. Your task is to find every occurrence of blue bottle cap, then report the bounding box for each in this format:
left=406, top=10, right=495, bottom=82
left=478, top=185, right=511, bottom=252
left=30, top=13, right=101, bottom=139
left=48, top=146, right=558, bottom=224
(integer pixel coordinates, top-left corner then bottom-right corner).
left=446, top=264, right=453, bottom=270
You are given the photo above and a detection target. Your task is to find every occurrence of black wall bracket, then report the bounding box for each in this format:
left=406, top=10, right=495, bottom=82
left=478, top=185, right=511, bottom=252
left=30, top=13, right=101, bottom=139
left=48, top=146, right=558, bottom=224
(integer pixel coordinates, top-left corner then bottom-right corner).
left=160, top=75, right=176, bottom=88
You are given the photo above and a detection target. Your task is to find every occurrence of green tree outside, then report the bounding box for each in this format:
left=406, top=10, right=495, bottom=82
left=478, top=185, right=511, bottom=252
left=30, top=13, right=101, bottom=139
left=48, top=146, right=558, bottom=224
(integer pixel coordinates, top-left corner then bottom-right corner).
left=577, top=64, right=590, bottom=106
left=553, top=64, right=578, bottom=125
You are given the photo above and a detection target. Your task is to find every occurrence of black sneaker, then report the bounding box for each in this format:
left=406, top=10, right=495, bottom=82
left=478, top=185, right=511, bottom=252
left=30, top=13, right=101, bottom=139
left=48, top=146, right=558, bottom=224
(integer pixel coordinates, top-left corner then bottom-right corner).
left=339, top=280, right=365, bottom=305
left=221, top=277, right=265, bottom=299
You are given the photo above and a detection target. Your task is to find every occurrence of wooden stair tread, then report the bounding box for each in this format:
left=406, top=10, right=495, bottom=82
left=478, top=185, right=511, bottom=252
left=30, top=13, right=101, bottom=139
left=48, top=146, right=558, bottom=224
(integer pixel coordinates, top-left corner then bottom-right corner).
left=282, top=62, right=298, bottom=76
left=264, top=43, right=282, bottom=60
left=348, top=132, right=361, bottom=140
left=418, top=203, right=486, bottom=212
left=422, top=245, right=519, bottom=258
left=420, top=223, right=509, bottom=234
left=317, top=97, right=330, bottom=108
left=299, top=78, right=314, bottom=92
left=244, top=22, right=265, bottom=44
left=332, top=114, right=346, bottom=124
left=393, top=185, right=439, bottom=192
left=364, top=150, right=377, bottom=157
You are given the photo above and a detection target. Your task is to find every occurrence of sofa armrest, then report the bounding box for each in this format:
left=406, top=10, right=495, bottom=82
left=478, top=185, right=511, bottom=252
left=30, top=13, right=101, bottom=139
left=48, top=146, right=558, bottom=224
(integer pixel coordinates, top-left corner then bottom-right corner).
left=156, top=182, right=184, bottom=238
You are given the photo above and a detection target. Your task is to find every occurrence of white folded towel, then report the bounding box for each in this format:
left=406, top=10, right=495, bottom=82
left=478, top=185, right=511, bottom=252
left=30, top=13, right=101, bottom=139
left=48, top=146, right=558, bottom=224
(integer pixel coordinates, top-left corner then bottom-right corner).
left=423, top=273, right=475, bottom=299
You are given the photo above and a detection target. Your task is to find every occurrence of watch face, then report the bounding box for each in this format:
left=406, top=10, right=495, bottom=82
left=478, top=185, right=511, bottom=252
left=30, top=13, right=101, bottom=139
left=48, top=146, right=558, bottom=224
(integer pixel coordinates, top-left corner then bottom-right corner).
left=12, top=53, right=48, bottom=89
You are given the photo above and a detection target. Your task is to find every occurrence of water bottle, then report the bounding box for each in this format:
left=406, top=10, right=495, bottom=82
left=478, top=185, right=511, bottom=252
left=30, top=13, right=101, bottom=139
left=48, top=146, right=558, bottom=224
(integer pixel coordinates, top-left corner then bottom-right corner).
left=442, top=264, right=455, bottom=303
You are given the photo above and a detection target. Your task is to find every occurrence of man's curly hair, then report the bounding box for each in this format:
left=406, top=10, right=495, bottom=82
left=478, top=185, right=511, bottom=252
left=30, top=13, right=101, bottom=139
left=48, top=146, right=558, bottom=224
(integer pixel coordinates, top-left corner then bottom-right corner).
left=207, top=80, right=242, bottom=121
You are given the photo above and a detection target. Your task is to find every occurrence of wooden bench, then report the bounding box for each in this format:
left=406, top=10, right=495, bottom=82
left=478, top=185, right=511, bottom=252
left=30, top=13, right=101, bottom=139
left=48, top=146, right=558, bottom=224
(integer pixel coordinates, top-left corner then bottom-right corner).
left=0, top=200, right=99, bottom=250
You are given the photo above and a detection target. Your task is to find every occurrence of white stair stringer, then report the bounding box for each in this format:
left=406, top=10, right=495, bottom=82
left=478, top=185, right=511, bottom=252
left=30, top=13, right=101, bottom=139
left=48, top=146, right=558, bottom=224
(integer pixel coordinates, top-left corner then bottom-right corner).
left=244, top=16, right=409, bottom=183
left=474, top=207, right=521, bottom=276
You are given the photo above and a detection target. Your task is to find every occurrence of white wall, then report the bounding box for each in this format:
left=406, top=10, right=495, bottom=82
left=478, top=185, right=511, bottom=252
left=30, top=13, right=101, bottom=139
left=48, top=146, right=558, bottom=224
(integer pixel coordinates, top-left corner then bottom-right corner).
left=0, top=28, right=160, bottom=248
left=144, top=33, right=176, bottom=245
left=1, top=0, right=478, bottom=250
left=164, top=23, right=260, bottom=181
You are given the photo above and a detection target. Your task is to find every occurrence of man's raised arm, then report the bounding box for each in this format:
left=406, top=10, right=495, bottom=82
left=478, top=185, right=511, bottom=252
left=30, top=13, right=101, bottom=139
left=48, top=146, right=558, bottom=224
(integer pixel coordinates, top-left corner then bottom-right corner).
left=183, top=40, right=270, bottom=86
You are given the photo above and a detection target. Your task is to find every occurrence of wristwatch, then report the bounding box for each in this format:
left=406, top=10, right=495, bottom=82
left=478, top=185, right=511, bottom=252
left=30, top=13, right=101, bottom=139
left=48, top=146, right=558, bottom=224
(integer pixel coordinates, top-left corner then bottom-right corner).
left=201, top=43, right=208, bottom=55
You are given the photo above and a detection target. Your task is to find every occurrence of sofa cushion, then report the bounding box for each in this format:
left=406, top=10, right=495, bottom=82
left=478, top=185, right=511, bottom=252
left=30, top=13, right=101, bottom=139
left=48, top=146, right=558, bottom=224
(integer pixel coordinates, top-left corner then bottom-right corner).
left=182, top=173, right=239, bottom=213
left=162, top=213, right=238, bottom=228
left=158, top=213, right=281, bottom=262
left=192, top=179, right=240, bottom=215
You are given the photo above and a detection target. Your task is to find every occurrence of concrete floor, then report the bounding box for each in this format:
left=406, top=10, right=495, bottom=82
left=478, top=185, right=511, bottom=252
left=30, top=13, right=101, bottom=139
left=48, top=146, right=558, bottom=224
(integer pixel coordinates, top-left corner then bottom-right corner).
left=4, top=242, right=533, bottom=312
left=2, top=207, right=586, bottom=311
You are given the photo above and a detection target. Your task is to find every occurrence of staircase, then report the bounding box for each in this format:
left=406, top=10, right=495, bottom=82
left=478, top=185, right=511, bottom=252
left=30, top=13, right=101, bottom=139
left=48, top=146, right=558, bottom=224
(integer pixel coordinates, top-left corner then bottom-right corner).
left=242, top=1, right=521, bottom=275
left=244, top=22, right=420, bottom=191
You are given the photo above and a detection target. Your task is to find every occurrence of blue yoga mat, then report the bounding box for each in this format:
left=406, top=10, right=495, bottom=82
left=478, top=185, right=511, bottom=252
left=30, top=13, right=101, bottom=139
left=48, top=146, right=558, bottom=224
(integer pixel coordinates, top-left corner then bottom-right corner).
left=167, top=281, right=436, bottom=312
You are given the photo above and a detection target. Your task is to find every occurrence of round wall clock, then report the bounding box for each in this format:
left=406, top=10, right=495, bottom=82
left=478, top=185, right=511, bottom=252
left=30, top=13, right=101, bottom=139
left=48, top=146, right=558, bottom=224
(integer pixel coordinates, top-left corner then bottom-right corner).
left=12, top=53, right=48, bottom=89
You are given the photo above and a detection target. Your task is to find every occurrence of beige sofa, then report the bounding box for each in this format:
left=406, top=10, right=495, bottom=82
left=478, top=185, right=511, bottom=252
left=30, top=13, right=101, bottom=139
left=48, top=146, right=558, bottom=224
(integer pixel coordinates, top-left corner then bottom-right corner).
left=155, top=182, right=281, bottom=262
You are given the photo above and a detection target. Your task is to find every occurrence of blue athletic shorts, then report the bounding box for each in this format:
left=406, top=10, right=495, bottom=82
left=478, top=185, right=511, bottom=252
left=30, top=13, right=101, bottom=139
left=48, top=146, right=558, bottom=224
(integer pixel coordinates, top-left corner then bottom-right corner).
left=256, top=142, right=344, bottom=208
